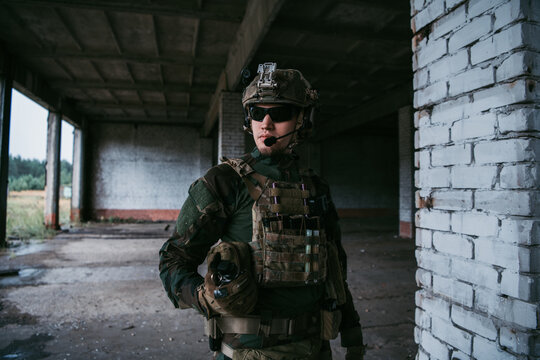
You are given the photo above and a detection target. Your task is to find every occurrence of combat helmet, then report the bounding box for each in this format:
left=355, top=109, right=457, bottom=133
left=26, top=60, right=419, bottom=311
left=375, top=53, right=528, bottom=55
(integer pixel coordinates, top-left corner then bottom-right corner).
left=242, top=62, right=318, bottom=146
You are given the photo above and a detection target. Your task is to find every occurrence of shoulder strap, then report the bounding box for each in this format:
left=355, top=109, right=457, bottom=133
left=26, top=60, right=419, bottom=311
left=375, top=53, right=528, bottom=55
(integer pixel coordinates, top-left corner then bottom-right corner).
left=221, top=155, right=268, bottom=202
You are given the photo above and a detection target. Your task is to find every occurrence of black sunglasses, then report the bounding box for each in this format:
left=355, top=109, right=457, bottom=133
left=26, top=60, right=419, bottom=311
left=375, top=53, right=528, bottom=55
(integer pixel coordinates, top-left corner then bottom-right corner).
left=248, top=105, right=296, bottom=123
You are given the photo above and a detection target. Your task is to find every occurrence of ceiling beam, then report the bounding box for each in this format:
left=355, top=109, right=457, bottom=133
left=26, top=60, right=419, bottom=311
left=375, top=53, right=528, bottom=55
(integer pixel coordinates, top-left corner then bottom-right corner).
left=273, top=20, right=410, bottom=43
left=257, top=45, right=411, bottom=70
left=0, top=0, right=245, bottom=22
left=0, top=45, right=82, bottom=126
left=313, top=82, right=412, bottom=141
left=53, top=7, right=85, bottom=51
left=338, top=0, right=408, bottom=12
left=91, top=116, right=203, bottom=126
left=50, top=80, right=214, bottom=93
left=202, top=0, right=285, bottom=137
left=1, top=4, right=45, bottom=50
left=76, top=101, right=206, bottom=112
left=24, top=50, right=225, bottom=67
left=103, top=10, right=122, bottom=55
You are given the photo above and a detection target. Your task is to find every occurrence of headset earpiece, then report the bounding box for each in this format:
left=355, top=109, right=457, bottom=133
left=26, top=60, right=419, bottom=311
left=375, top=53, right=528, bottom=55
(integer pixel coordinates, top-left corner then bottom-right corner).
left=243, top=107, right=251, bottom=131
left=302, top=107, right=314, bottom=130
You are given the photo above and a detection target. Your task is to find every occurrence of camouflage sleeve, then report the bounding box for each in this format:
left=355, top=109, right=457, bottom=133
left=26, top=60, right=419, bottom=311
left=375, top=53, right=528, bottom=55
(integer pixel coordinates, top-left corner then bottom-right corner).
left=158, top=164, right=241, bottom=313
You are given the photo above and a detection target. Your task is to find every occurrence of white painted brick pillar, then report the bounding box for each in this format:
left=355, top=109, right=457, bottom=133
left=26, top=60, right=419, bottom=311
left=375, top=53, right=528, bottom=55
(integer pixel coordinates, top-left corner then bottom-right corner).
left=218, top=91, right=245, bottom=160
left=411, top=0, right=540, bottom=358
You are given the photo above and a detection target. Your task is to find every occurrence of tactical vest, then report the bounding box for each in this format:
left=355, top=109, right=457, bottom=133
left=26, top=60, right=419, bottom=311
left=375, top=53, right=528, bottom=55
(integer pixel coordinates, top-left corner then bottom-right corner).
left=223, top=156, right=328, bottom=287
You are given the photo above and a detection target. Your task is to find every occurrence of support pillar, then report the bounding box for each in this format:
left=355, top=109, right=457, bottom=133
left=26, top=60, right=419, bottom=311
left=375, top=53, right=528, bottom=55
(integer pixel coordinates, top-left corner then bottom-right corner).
left=44, top=111, right=61, bottom=229
left=0, top=66, right=12, bottom=247
left=70, top=123, right=84, bottom=222
left=218, top=92, right=245, bottom=160
left=398, top=105, right=414, bottom=238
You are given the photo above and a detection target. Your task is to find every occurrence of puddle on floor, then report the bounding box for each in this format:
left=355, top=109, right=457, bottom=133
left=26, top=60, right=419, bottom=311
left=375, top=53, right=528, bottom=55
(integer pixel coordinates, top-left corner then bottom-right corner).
left=12, top=242, right=50, bottom=257
left=0, top=268, right=45, bottom=287
left=0, top=334, right=53, bottom=360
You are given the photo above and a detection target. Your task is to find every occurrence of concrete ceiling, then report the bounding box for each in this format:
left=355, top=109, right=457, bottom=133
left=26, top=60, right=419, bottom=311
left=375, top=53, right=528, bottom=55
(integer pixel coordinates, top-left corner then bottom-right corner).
left=0, top=0, right=412, bottom=138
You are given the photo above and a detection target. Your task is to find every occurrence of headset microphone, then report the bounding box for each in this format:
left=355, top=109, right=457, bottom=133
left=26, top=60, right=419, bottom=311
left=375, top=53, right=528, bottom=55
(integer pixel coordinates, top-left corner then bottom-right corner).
left=263, top=129, right=299, bottom=147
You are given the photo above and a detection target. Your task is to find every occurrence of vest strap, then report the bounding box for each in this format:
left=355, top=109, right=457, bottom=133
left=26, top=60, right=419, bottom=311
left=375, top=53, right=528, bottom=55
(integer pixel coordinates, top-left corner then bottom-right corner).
left=221, top=156, right=268, bottom=201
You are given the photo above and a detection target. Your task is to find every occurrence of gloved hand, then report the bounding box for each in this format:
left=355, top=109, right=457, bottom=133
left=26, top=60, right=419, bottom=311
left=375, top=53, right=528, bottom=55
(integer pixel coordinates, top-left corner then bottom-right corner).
left=198, top=241, right=258, bottom=317
left=341, top=326, right=365, bottom=360
left=197, top=283, right=217, bottom=318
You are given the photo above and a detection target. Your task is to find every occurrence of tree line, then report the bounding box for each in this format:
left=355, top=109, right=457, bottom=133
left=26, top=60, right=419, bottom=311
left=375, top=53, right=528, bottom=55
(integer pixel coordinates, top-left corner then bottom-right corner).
left=8, top=155, right=72, bottom=191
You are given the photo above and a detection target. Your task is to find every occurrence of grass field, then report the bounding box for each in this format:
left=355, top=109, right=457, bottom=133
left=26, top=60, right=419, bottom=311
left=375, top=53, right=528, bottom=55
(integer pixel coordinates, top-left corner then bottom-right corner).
left=7, top=190, right=70, bottom=240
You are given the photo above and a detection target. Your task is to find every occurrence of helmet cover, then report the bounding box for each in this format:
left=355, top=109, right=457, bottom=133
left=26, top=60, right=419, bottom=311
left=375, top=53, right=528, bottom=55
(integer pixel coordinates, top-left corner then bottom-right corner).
left=242, top=63, right=318, bottom=147
left=199, top=241, right=258, bottom=316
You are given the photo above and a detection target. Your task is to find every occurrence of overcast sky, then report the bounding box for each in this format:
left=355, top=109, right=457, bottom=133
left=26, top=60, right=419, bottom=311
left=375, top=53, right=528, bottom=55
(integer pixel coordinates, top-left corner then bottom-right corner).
left=9, top=89, right=74, bottom=163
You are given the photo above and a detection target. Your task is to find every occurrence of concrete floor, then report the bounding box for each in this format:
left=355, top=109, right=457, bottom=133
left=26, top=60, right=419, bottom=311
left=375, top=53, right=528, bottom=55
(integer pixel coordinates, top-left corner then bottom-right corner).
left=0, top=219, right=417, bottom=360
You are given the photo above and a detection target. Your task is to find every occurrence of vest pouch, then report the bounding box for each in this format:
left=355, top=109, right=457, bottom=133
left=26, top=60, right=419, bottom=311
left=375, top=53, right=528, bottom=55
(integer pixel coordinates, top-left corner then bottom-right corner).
left=320, top=308, right=342, bottom=340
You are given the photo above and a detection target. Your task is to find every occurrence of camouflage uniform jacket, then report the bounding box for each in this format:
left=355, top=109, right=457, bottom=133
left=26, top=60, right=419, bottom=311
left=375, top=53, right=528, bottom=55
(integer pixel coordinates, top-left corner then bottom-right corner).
left=159, top=148, right=361, bottom=353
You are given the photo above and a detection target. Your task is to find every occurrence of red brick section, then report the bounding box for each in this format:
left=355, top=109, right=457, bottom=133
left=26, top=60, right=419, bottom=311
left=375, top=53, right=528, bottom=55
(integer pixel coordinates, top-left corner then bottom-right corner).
left=70, top=208, right=81, bottom=222
left=399, top=221, right=413, bottom=239
left=92, top=209, right=180, bottom=222
left=92, top=208, right=396, bottom=222
left=44, top=213, right=59, bottom=229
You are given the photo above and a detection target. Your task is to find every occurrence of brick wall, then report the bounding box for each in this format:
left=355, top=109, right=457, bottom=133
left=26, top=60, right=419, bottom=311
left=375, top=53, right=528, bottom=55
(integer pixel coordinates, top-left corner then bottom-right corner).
left=218, top=92, right=245, bottom=160
left=87, top=123, right=211, bottom=218
left=411, top=0, right=539, bottom=358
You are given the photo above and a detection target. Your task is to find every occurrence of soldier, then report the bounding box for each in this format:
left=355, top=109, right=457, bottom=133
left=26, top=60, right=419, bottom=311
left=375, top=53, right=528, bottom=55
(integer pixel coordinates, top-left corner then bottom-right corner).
left=159, top=63, right=365, bottom=360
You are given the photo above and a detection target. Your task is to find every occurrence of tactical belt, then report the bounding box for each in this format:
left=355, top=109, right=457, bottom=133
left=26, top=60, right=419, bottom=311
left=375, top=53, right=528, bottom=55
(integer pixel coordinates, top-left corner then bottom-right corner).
left=208, top=311, right=320, bottom=358
left=206, top=311, right=319, bottom=338
left=220, top=343, right=234, bottom=359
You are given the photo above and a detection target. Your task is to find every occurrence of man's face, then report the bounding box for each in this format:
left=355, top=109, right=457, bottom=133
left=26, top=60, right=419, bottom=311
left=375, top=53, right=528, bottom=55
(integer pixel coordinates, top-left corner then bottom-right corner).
left=250, top=104, right=297, bottom=156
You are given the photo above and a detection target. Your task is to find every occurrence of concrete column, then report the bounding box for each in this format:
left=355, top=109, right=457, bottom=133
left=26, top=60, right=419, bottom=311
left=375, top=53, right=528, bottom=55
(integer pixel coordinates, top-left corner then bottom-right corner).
left=44, top=111, right=61, bottom=229
left=218, top=92, right=244, bottom=160
left=70, top=124, right=84, bottom=222
left=0, top=71, right=12, bottom=247
left=398, top=105, right=414, bottom=239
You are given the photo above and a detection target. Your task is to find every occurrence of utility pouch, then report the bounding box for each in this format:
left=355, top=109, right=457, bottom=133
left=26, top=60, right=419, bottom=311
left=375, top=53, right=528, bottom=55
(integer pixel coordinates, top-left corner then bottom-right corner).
left=320, top=308, right=342, bottom=340
left=209, top=335, right=222, bottom=352
left=205, top=317, right=222, bottom=351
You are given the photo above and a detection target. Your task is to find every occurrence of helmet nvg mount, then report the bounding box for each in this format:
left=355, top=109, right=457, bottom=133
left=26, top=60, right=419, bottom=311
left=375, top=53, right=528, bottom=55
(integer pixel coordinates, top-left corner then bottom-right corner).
left=242, top=62, right=318, bottom=145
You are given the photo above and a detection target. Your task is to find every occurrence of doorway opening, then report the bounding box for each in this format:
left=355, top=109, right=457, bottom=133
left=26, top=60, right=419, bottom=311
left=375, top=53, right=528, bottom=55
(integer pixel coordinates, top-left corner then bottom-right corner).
left=7, top=89, right=74, bottom=240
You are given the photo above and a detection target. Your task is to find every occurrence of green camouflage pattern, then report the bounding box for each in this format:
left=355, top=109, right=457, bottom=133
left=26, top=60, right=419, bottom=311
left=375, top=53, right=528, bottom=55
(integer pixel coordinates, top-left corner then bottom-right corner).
left=159, top=148, right=361, bottom=358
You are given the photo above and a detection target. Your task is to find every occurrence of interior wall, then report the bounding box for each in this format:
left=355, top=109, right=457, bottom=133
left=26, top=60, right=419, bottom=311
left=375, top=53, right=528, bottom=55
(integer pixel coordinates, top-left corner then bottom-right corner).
left=86, top=123, right=212, bottom=221
left=321, top=116, right=399, bottom=215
